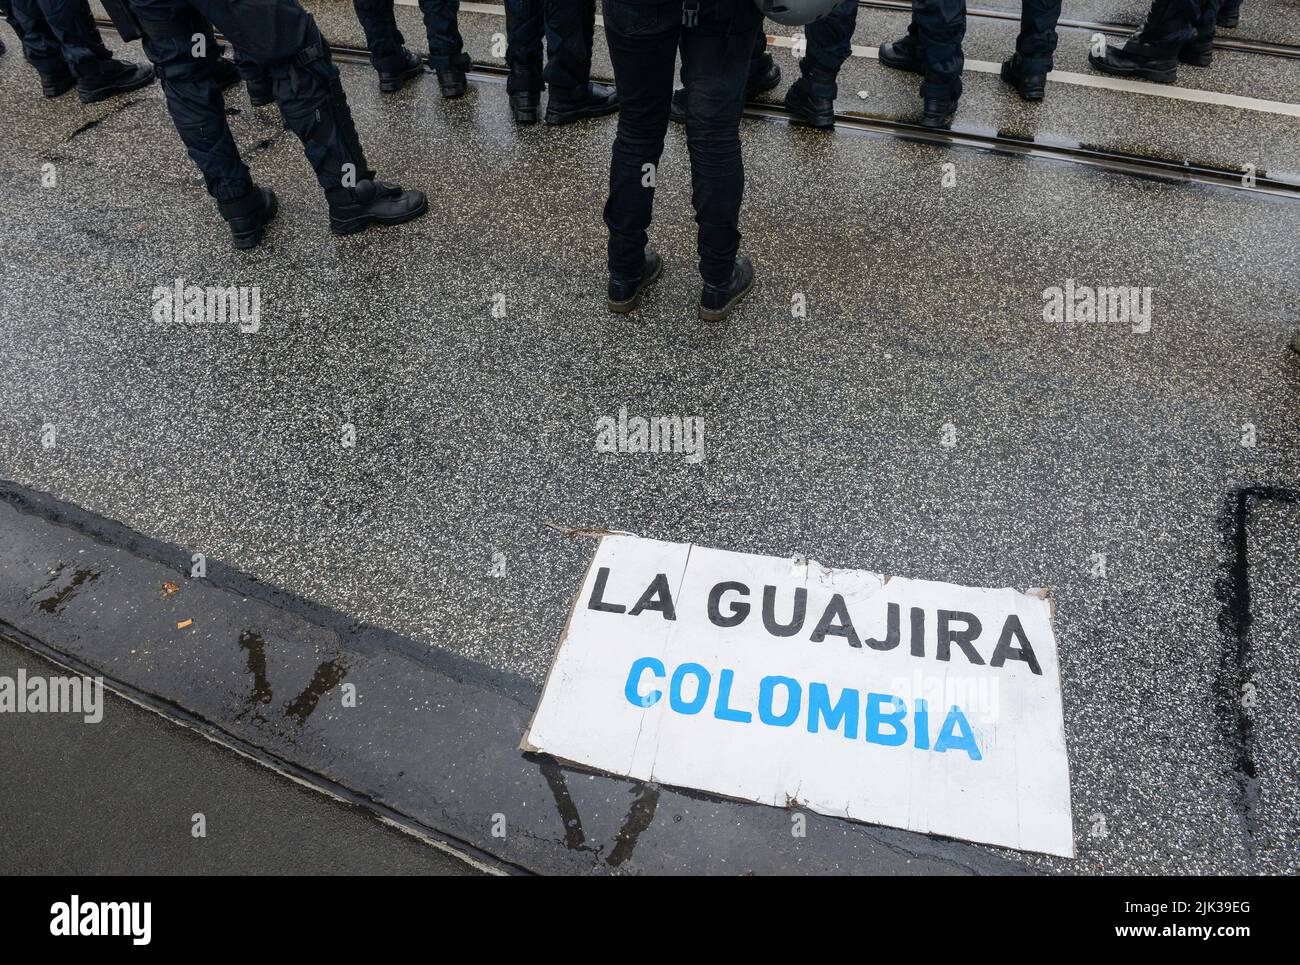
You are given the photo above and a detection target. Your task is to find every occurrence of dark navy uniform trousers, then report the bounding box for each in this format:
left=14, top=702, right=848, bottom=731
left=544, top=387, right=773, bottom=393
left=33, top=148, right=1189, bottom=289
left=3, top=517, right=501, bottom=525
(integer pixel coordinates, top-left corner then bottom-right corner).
left=5, top=0, right=112, bottom=79
left=127, top=0, right=372, bottom=203
left=804, top=0, right=1066, bottom=101
left=351, top=0, right=595, bottom=93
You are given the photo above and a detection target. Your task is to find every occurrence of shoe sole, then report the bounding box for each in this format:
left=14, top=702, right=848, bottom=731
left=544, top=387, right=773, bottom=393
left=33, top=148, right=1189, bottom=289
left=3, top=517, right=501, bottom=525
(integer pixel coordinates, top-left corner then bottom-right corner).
left=1177, top=51, right=1213, bottom=67
left=545, top=101, right=620, bottom=126
left=77, top=71, right=156, bottom=104
left=607, top=258, right=664, bottom=314
left=329, top=194, right=430, bottom=236
left=232, top=193, right=279, bottom=251
left=512, top=104, right=540, bottom=123
left=1087, top=55, right=1176, bottom=83
left=379, top=67, right=424, bottom=93
left=698, top=273, right=754, bottom=323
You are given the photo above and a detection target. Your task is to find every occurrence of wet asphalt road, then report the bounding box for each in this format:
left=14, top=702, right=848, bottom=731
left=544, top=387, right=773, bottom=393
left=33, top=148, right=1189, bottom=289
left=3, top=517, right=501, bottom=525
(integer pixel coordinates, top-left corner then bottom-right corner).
left=1, top=3, right=1297, bottom=874
left=0, top=637, right=483, bottom=874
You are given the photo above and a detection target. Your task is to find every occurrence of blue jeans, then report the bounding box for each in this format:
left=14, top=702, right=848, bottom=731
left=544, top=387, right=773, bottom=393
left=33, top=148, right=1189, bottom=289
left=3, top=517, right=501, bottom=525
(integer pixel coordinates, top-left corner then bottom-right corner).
left=602, top=0, right=762, bottom=287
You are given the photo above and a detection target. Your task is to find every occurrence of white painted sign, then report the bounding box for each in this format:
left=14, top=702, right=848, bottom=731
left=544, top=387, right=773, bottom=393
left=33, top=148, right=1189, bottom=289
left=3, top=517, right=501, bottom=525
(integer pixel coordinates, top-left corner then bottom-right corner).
left=523, top=535, right=1074, bottom=858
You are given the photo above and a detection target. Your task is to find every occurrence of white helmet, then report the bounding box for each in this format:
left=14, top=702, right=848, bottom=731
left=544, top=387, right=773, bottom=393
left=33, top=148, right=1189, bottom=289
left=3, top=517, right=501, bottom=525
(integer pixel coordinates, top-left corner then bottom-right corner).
left=755, top=0, right=840, bottom=26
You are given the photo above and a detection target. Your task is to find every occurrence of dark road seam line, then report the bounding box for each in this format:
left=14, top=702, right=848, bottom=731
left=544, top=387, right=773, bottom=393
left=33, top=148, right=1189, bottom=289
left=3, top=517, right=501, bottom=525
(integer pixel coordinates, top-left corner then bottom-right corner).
left=1214, top=484, right=1300, bottom=870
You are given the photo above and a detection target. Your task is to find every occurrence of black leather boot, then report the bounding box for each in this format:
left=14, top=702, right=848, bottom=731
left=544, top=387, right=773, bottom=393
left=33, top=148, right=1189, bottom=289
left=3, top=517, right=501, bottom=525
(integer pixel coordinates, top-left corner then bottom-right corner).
left=246, top=75, right=275, bottom=107
left=879, top=36, right=924, bottom=74
left=608, top=251, right=664, bottom=314
left=40, top=68, right=75, bottom=98
left=1178, top=33, right=1214, bottom=67
left=76, top=59, right=156, bottom=104
left=378, top=49, right=424, bottom=92
left=545, top=81, right=619, bottom=125
left=218, top=186, right=278, bottom=250
left=999, top=53, right=1046, bottom=100
left=1088, top=37, right=1178, bottom=83
left=435, top=64, right=467, bottom=98
left=212, top=55, right=240, bottom=91
left=783, top=72, right=835, bottom=128
left=327, top=179, right=429, bottom=236
left=920, top=96, right=957, bottom=129
left=508, top=65, right=542, bottom=123
left=699, top=256, right=754, bottom=323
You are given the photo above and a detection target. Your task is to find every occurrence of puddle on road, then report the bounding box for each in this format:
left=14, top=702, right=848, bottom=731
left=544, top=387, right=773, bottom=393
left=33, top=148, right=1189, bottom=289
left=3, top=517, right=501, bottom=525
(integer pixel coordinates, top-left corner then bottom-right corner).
left=32, top=563, right=101, bottom=615
left=237, top=629, right=349, bottom=727
left=536, top=755, right=660, bottom=867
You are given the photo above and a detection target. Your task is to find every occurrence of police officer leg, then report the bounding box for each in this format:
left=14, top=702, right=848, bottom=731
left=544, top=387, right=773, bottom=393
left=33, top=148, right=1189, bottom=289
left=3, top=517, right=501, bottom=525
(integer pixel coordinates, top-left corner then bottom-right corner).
left=505, top=0, right=544, bottom=121
left=417, top=0, right=469, bottom=96
left=30, top=0, right=155, bottom=101
left=1178, top=0, right=1219, bottom=66
left=682, top=0, right=761, bottom=321
left=129, top=0, right=274, bottom=247
left=912, top=0, right=965, bottom=127
left=784, top=0, right=856, bottom=128
left=600, top=0, right=677, bottom=313
left=543, top=0, right=617, bottom=125
left=879, top=10, right=926, bottom=73
left=1000, top=0, right=1060, bottom=100
left=182, top=0, right=428, bottom=238
left=233, top=47, right=275, bottom=106
left=352, top=0, right=423, bottom=91
left=1089, top=0, right=1203, bottom=81
left=6, top=0, right=76, bottom=94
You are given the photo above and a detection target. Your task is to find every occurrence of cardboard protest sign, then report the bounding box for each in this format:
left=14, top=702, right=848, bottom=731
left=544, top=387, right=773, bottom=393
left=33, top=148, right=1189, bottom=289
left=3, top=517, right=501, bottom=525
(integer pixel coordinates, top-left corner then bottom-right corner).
left=523, top=535, right=1074, bottom=858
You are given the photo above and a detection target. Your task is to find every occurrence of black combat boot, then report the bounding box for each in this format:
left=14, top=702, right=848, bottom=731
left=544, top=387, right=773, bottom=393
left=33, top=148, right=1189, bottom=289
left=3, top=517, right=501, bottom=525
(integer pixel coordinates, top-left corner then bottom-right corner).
left=1088, top=36, right=1178, bottom=83
left=879, top=35, right=924, bottom=74
left=246, top=74, right=275, bottom=107
left=434, top=63, right=467, bottom=98
left=1217, top=2, right=1240, bottom=28
left=40, top=67, right=76, bottom=98
left=545, top=81, right=619, bottom=125
left=378, top=49, right=424, bottom=92
left=698, top=256, right=754, bottom=323
left=76, top=58, right=155, bottom=104
left=218, top=186, right=278, bottom=250
left=748, top=55, right=781, bottom=98
left=327, top=179, right=429, bottom=236
left=1178, top=32, right=1214, bottom=67
left=783, top=69, right=835, bottom=128
left=920, top=96, right=957, bottom=129
left=212, top=54, right=240, bottom=91
left=999, top=53, right=1046, bottom=100
left=608, top=251, right=664, bottom=314
left=508, top=65, right=542, bottom=123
